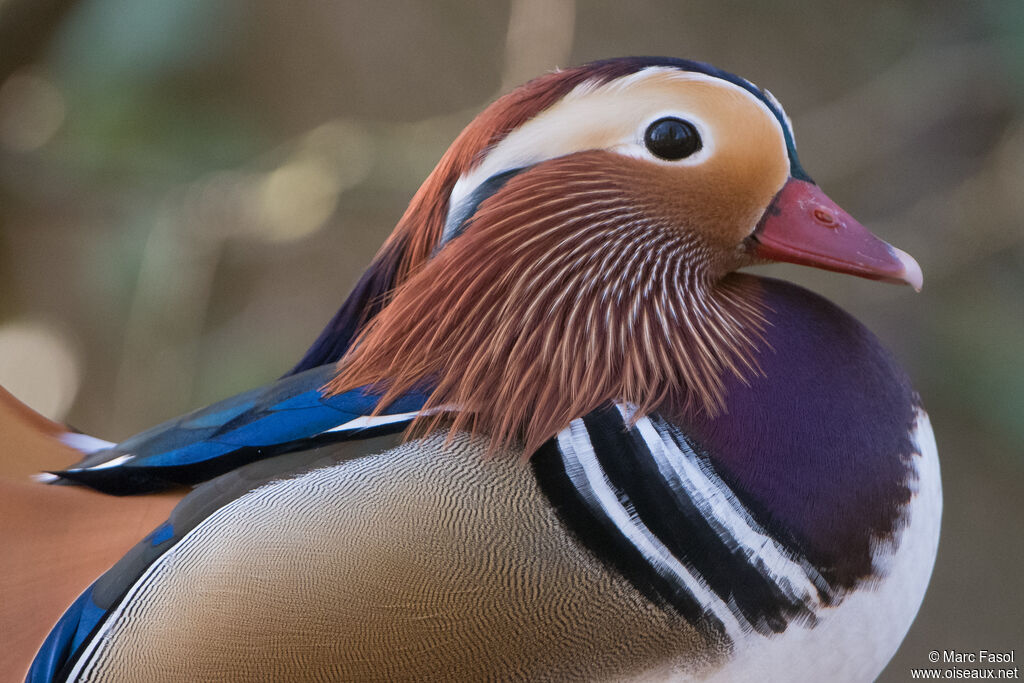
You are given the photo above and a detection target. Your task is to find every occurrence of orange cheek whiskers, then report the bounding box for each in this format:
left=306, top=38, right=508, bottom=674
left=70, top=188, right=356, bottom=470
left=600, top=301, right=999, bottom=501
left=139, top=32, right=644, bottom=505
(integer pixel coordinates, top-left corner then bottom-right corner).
left=325, top=159, right=768, bottom=458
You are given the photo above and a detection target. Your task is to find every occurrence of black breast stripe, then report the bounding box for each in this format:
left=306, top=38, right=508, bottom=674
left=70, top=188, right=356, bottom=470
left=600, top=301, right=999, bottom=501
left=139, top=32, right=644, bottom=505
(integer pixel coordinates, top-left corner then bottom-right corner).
left=533, top=407, right=829, bottom=638
left=531, top=426, right=726, bottom=639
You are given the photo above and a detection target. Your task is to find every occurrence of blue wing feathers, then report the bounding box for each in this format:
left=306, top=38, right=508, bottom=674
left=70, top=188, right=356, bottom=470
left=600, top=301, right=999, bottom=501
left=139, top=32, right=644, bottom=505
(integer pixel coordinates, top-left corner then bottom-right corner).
left=147, top=521, right=175, bottom=546
left=53, top=364, right=429, bottom=494
left=137, top=441, right=236, bottom=468
left=26, top=587, right=108, bottom=683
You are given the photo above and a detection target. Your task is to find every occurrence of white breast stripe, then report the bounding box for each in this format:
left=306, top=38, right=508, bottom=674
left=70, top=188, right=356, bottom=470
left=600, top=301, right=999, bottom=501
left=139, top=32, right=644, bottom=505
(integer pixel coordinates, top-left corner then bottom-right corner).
left=556, top=420, right=745, bottom=642
left=625, top=408, right=824, bottom=607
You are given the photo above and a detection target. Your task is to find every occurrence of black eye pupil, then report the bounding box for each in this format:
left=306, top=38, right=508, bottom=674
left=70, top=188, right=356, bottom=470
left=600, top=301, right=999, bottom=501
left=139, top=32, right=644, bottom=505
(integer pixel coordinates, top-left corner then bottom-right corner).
left=644, top=117, right=702, bottom=160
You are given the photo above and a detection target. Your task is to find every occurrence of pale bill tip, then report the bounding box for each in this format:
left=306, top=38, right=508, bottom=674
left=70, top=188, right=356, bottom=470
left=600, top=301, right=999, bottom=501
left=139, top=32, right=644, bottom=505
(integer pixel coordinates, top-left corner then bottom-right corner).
left=894, top=247, right=923, bottom=292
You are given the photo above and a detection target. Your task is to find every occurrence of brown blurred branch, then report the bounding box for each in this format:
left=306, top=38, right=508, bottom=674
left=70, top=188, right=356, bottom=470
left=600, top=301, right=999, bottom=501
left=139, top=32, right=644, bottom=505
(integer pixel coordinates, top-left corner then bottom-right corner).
left=795, top=42, right=1008, bottom=185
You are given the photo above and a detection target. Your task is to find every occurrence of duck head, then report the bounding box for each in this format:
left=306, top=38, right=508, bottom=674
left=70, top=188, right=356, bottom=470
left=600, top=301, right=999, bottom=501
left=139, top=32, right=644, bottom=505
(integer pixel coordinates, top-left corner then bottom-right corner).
left=315, top=57, right=922, bottom=454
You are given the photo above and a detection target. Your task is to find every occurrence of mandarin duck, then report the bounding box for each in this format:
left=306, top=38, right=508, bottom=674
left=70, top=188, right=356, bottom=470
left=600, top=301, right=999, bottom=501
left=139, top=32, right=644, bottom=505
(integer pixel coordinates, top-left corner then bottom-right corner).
left=2, top=57, right=940, bottom=682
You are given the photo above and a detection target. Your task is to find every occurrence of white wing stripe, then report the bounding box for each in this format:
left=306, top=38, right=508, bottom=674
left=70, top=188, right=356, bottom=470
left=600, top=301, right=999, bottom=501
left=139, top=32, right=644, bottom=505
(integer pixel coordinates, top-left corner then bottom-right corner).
left=319, top=411, right=422, bottom=434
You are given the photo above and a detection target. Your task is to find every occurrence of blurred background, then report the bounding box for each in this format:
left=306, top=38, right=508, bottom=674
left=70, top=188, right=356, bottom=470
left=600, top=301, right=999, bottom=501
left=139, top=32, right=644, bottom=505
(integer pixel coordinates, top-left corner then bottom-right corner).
left=0, top=0, right=1020, bottom=678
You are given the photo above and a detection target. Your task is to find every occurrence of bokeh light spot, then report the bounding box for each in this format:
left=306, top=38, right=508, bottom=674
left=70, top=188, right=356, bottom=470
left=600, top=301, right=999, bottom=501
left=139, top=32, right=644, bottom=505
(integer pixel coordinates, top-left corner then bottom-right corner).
left=0, top=67, right=66, bottom=152
left=0, top=321, right=81, bottom=420
left=257, top=157, right=343, bottom=242
left=254, top=120, right=373, bottom=242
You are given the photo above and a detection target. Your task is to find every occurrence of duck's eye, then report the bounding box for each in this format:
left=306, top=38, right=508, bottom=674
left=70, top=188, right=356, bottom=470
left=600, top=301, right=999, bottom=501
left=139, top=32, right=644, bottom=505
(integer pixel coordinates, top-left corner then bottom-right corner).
left=644, top=117, right=702, bottom=160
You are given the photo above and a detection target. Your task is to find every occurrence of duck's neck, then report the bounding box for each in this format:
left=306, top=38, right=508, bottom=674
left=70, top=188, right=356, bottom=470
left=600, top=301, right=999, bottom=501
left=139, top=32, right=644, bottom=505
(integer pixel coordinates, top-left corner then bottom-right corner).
left=326, top=162, right=768, bottom=455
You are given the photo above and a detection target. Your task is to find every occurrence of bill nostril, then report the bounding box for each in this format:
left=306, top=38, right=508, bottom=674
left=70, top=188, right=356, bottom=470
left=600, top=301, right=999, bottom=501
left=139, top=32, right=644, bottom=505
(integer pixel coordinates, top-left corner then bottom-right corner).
left=812, top=207, right=838, bottom=228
